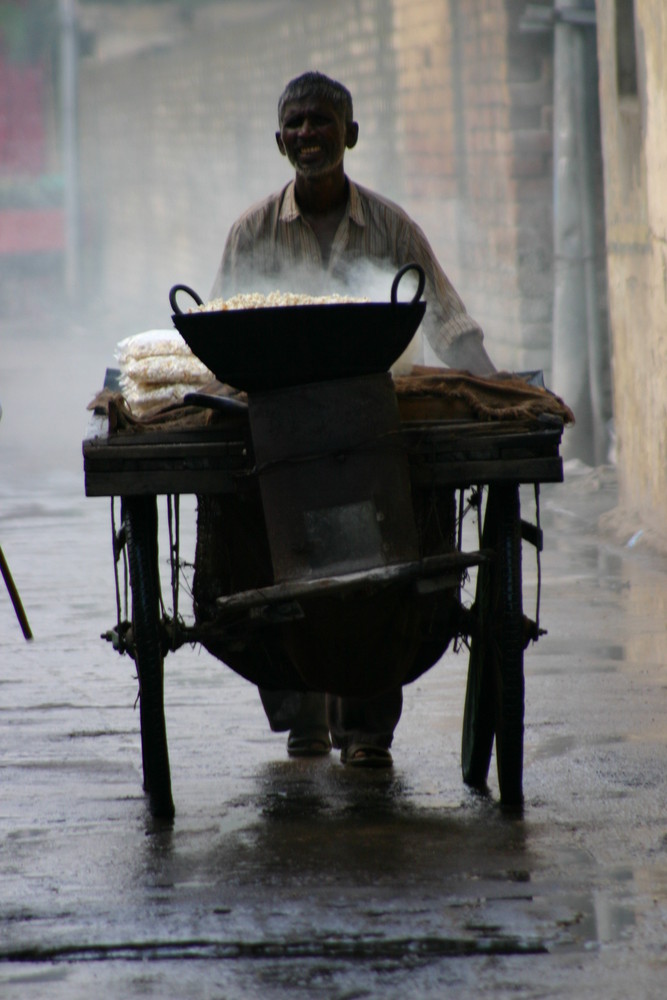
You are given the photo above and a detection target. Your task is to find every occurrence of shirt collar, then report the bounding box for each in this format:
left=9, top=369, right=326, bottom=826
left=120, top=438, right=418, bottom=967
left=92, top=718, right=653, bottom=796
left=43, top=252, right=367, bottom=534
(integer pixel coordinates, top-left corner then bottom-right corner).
left=279, top=178, right=366, bottom=227
left=279, top=181, right=300, bottom=222
left=347, top=179, right=366, bottom=227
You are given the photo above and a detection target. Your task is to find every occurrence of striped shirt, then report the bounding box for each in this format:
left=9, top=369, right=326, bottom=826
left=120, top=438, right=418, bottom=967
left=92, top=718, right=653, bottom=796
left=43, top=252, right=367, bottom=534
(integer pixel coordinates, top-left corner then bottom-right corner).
left=211, top=178, right=485, bottom=362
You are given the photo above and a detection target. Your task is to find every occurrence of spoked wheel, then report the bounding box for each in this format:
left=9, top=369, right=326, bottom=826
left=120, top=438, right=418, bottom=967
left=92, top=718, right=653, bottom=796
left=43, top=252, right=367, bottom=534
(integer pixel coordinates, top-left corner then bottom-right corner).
left=122, top=496, right=175, bottom=819
left=461, top=483, right=524, bottom=806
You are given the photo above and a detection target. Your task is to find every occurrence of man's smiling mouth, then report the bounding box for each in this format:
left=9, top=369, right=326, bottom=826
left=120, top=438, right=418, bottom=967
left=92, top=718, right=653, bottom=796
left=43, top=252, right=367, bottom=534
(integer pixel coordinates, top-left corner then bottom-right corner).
left=299, top=146, right=322, bottom=155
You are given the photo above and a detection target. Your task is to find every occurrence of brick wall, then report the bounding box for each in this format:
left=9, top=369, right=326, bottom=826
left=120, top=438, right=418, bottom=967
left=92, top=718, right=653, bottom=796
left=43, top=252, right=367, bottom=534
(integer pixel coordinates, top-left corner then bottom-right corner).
left=594, top=0, right=667, bottom=547
left=79, top=1, right=401, bottom=333
left=79, top=0, right=556, bottom=376
left=392, top=0, right=554, bottom=372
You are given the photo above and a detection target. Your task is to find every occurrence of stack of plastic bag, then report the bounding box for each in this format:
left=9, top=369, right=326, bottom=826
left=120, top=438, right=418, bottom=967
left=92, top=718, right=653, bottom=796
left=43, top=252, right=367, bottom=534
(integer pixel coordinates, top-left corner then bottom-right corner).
left=115, top=330, right=213, bottom=415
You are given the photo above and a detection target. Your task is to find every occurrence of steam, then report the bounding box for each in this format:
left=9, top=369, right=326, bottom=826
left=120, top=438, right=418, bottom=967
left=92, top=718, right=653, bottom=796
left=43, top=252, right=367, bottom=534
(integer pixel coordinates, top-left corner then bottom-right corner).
left=215, top=253, right=422, bottom=304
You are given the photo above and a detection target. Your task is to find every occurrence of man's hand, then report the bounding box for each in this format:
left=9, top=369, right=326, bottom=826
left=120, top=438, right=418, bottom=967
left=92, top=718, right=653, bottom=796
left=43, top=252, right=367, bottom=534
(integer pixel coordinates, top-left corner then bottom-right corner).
left=444, top=331, right=496, bottom=377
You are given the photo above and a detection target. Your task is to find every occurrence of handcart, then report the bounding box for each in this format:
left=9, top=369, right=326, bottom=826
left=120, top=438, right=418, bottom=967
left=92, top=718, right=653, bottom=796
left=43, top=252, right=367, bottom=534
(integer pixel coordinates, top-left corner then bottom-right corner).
left=83, top=265, right=568, bottom=818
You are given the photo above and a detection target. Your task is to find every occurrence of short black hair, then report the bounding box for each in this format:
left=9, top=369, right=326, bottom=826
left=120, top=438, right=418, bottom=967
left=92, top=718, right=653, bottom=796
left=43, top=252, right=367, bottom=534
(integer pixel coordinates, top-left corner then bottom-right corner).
left=277, top=71, right=354, bottom=125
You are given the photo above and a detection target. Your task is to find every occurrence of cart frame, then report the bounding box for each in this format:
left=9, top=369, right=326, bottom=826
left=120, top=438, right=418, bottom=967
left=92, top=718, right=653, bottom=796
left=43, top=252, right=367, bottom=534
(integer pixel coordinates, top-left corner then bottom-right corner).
left=84, top=414, right=563, bottom=818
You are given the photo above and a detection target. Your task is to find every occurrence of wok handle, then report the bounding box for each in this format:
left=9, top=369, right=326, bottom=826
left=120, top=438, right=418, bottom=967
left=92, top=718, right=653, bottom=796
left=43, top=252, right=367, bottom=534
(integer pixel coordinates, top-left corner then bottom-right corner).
left=391, top=262, right=426, bottom=306
left=169, top=284, right=205, bottom=315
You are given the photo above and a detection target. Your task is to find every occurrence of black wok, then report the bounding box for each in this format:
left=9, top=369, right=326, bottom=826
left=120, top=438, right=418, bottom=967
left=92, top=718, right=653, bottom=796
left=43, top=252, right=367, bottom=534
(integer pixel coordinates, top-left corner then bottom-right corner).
left=169, top=263, right=426, bottom=392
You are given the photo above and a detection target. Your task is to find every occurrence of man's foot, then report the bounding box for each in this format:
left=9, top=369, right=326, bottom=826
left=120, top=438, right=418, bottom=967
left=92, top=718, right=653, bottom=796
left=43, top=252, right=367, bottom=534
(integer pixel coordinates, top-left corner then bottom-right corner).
left=287, top=727, right=332, bottom=758
left=340, top=743, right=393, bottom=768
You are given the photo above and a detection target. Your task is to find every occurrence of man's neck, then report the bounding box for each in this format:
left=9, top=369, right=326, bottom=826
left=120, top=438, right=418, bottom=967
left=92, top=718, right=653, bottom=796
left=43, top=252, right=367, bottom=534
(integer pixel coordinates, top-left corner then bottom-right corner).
left=293, top=173, right=349, bottom=266
left=293, top=170, right=348, bottom=218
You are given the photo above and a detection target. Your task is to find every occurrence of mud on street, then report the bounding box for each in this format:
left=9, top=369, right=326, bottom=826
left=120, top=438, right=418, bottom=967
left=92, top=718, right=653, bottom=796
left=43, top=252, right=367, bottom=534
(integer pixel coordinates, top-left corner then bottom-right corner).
left=1, top=330, right=666, bottom=999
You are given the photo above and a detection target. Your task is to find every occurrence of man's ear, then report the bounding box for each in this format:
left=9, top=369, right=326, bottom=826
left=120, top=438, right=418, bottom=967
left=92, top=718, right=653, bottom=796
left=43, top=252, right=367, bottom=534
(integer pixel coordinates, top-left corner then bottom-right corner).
left=346, top=121, right=359, bottom=150
left=276, top=131, right=287, bottom=156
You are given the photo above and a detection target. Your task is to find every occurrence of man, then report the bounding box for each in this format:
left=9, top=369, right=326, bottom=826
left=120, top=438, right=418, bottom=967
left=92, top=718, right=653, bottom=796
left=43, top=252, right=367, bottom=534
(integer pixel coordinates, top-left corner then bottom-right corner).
left=205, top=71, right=495, bottom=768
left=213, top=72, right=495, bottom=377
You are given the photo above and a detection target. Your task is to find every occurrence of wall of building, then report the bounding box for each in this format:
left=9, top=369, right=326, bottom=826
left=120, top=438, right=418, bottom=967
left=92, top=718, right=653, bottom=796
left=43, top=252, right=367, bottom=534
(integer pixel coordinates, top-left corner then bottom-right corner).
left=0, top=2, right=64, bottom=318
left=77, top=0, right=556, bottom=378
left=78, top=1, right=401, bottom=333
left=595, top=0, right=667, bottom=550
left=393, top=0, right=555, bottom=372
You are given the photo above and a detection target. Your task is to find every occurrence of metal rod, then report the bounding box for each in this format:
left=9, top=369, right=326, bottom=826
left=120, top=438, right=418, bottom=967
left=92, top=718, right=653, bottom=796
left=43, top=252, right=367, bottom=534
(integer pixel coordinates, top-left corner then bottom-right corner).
left=552, top=0, right=606, bottom=464
left=59, top=0, right=81, bottom=301
left=0, top=545, right=33, bottom=641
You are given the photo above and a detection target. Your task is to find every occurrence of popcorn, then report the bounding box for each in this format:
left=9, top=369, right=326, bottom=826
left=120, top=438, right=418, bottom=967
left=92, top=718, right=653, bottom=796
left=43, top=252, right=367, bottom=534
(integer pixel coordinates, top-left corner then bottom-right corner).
left=115, top=329, right=192, bottom=362
left=192, top=291, right=370, bottom=312
left=115, top=329, right=213, bottom=415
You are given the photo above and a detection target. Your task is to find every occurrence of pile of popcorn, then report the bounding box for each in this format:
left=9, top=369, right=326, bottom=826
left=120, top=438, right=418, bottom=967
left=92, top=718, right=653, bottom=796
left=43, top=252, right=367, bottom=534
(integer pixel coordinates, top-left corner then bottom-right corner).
left=115, top=329, right=212, bottom=414
left=194, top=291, right=370, bottom=311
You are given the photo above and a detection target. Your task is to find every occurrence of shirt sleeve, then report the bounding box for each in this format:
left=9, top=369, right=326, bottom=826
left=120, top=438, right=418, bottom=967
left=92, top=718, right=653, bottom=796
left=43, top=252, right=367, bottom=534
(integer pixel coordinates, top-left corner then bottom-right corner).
left=401, top=218, right=488, bottom=365
left=209, top=221, right=249, bottom=300
left=209, top=193, right=283, bottom=299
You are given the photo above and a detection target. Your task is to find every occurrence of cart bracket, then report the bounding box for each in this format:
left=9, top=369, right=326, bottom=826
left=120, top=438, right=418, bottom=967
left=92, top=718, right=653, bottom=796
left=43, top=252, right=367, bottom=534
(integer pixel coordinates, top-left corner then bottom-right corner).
left=520, top=518, right=543, bottom=551
left=523, top=614, right=547, bottom=647
left=101, top=620, right=131, bottom=654
left=101, top=615, right=191, bottom=658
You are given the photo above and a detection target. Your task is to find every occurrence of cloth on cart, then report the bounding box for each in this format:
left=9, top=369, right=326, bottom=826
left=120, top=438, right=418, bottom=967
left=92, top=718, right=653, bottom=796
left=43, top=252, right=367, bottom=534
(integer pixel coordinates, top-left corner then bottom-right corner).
left=394, top=366, right=575, bottom=424
left=87, top=377, right=242, bottom=433
left=88, top=367, right=574, bottom=435
left=189, top=471, right=458, bottom=700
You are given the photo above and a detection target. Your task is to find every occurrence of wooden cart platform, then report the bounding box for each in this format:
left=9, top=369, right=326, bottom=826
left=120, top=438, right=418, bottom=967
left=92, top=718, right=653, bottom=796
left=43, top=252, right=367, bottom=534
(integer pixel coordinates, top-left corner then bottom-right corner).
left=83, top=415, right=564, bottom=497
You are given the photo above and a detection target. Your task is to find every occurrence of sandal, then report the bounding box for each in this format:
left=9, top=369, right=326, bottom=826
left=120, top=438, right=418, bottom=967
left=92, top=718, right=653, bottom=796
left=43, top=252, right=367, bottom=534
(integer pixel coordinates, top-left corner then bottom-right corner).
left=340, top=744, right=393, bottom=769
left=287, top=728, right=332, bottom=758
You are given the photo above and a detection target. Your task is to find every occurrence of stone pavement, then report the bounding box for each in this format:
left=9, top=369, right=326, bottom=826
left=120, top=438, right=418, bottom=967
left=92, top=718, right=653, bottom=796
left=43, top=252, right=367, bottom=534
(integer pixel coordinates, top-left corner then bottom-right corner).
left=1, top=327, right=666, bottom=998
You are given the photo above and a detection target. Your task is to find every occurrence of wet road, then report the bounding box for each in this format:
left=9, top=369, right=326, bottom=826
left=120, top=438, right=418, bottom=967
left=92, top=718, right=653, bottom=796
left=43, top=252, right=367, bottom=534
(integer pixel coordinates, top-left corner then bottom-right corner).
left=1, top=331, right=667, bottom=998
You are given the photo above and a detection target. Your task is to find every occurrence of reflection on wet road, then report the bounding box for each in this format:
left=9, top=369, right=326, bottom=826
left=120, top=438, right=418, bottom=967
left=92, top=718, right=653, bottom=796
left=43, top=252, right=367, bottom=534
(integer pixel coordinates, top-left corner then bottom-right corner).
left=1, top=435, right=667, bottom=996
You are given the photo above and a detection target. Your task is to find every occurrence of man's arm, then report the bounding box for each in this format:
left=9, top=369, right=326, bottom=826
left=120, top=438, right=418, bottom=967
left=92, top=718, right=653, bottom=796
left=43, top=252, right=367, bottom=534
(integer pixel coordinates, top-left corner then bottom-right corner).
left=209, top=192, right=284, bottom=300
left=402, top=220, right=496, bottom=376
left=209, top=222, right=246, bottom=300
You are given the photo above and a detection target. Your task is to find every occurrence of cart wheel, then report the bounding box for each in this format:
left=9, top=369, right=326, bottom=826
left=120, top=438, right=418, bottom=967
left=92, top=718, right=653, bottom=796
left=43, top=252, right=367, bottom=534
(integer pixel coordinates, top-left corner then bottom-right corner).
left=461, top=491, right=498, bottom=791
left=122, top=496, right=175, bottom=819
left=462, top=484, right=524, bottom=806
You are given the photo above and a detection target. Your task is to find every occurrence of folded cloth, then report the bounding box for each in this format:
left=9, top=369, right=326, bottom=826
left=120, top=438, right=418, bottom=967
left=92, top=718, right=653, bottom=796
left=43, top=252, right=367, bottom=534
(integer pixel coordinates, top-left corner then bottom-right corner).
left=87, top=378, right=245, bottom=434
left=393, top=366, right=575, bottom=425
left=88, top=367, right=574, bottom=435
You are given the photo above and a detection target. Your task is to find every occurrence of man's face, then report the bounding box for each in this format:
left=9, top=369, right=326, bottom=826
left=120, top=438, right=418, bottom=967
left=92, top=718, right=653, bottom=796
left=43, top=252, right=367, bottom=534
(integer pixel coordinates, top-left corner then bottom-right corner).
left=276, top=97, right=358, bottom=177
